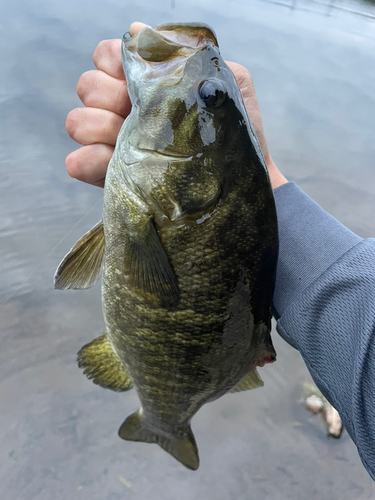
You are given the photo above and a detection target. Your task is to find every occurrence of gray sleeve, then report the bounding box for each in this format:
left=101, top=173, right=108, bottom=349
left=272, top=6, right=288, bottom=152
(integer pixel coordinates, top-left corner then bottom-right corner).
left=272, top=182, right=375, bottom=480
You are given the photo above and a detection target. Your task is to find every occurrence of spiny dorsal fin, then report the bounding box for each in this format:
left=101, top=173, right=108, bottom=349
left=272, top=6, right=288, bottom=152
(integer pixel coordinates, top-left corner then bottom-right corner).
left=119, top=409, right=199, bottom=470
left=54, top=220, right=105, bottom=290
left=229, top=369, right=264, bottom=393
left=77, top=334, right=133, bottom=392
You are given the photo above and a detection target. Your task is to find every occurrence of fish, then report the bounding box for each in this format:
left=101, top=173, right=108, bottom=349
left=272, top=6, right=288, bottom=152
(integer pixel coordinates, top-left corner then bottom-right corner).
left=54, top=22, right=278, bottom=471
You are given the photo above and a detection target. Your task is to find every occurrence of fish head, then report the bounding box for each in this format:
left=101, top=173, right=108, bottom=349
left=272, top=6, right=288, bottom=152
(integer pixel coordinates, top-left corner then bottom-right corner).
left=121, top=23, right=265, bottom=167
left=120, top=23, right=269, bottom=223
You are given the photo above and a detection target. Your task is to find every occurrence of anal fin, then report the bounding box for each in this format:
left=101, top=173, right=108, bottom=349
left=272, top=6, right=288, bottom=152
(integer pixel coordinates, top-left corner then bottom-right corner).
left=77, top=334, right=133, bottom=392
left=119, top=409, right=199, bottom=470
left=229, top=368, right=264, bottom=393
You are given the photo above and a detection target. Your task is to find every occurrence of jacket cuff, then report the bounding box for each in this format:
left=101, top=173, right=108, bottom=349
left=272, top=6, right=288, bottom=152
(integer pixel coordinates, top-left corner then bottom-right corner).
left=272, top=182, right=362, bottom=319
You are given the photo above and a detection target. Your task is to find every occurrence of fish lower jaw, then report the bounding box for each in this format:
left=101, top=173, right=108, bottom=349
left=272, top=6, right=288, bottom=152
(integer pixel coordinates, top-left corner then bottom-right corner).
left=130, top=142, right=194, bottom=160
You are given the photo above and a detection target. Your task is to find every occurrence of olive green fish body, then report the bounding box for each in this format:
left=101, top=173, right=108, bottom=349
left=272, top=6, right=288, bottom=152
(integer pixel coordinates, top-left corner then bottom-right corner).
left=55, top=23, right=278, bottom=470
left=102, top=80, right=277, bottom=435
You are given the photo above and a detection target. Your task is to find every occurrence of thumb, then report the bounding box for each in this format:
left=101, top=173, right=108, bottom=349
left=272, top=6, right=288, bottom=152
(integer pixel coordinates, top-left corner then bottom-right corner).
left=129, top=22, right=150, bottom=36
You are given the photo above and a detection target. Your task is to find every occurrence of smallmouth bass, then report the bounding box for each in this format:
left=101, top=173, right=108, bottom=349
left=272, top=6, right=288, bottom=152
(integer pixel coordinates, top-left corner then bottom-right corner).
left=55, top=22, right=278, bottom=470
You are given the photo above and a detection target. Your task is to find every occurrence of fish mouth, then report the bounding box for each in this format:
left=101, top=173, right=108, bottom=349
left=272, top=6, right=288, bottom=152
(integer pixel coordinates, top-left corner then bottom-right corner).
left=123, top=23, right=218, bottom=64
left=154, top=22, right=218, bottom=47
left=123, top=22, right=218, bottom=47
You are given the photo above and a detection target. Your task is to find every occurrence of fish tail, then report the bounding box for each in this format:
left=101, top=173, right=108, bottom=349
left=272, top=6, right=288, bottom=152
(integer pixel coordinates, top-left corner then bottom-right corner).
left=118, top=409, right=199, bottom=470
left=158, top=429, right=199, bottom=471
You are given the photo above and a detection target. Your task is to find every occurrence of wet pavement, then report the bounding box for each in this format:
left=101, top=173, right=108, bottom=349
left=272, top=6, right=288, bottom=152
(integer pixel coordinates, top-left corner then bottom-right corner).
left=1, top=0, right=375, bottom=498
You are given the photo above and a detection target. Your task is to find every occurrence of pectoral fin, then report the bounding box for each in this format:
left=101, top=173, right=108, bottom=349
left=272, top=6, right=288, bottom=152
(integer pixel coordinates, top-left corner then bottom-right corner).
left=125, top=218, right=179, bottom=307
left=229, top=369, right=264, bottom=393
left=77, top=334, right=133, bottom=392
left=54, top=220, right=105, bottom=290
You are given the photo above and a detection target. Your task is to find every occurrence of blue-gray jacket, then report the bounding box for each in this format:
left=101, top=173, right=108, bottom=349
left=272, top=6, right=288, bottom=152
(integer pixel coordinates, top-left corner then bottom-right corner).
left=273, top=182, right=375, bottom=481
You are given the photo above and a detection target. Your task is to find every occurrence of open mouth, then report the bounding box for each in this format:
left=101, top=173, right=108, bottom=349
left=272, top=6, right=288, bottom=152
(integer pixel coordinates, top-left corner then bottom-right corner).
left=123, top=23, right=218, bottom=63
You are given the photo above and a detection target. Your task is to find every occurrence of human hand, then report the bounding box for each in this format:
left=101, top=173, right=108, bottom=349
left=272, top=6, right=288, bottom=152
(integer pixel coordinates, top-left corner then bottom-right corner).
left=66, top=22, right=287, bottom=190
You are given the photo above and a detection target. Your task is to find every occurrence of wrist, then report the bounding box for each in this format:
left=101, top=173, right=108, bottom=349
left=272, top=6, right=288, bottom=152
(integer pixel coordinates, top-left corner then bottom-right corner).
left=266, top=157, right=288, bottom=190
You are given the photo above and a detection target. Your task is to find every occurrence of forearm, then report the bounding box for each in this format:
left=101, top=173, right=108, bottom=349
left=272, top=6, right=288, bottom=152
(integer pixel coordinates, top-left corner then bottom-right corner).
left=273, top=182, right=375, bottom=480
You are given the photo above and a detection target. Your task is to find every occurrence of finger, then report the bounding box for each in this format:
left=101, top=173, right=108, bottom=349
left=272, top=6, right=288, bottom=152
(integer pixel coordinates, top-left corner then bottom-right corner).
left=226, top=61, right=255, bottom=99
left=93, top=39, right=124, bottom=80
left=129, top=22, right=149, bottom=36
left=66, top=107, right=124, bottom=146
left=77, top=70, right=131, bottom=118
left=66, top=144, right=114, bottom=187
left=93, top=23, right=149, bottom=79
left=226, top=61, right=271, bottom=165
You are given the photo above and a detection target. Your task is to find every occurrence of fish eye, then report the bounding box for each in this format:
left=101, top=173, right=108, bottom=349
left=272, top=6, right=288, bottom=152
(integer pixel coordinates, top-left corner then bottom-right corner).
left=198, top=80, right=227, bottom=108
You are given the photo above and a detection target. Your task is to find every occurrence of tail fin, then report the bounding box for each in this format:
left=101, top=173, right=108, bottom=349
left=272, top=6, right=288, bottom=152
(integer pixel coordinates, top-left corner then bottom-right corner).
left=118, top=409, right=199, bottom=470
